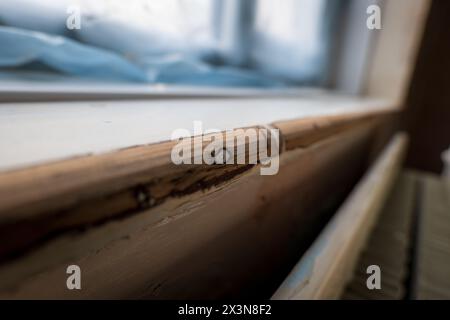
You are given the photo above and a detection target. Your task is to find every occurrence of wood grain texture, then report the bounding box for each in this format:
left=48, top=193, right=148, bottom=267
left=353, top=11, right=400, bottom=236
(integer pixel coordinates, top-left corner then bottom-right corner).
left=272, top=111, right=385, bottom=151
left=0, top=123, right=375, bottom=298
left=0, top=110, right=396, bottom=256
left=0, top=107, right=396, bottom=296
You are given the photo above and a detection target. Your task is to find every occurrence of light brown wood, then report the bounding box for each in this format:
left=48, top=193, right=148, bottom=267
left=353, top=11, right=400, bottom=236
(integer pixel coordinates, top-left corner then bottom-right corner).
left=0, top=105, right=397, bottom=297
left=0, top=110, right=396, bottom=260
left=0, top=122, right=376, bottom=298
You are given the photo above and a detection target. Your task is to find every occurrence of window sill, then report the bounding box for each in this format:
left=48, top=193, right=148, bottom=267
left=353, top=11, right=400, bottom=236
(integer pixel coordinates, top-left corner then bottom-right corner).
left=0, top=93, right=399, bottom=293
left=0, top=93, right=397, bottom=172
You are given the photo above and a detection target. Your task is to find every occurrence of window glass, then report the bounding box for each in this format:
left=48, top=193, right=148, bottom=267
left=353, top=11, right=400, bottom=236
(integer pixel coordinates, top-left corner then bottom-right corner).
left=0, top=0, right=340, bottom=88
left=251, top=0, right=328, bottom=82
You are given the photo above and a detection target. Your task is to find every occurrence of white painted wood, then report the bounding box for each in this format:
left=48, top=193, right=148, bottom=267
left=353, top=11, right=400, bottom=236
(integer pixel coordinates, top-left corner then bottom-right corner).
left=365, top=0, right=431, bottom=105
left=0, top=71, right=328, bottom=100
left=0, top=95, right=395, bottom=172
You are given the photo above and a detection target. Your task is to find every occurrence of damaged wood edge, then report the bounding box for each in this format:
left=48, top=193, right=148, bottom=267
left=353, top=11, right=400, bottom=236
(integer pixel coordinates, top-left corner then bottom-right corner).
left=0, top=163, right=255, bottom=263
left=272, top=132, right=408, bottom=300
left=0, top=167, right=260, bottom=292
left=0, top=121, right=378, bottom=292
left=0, top=109, right=396, bottom=262
left=0, top=127, right=262, bottom=223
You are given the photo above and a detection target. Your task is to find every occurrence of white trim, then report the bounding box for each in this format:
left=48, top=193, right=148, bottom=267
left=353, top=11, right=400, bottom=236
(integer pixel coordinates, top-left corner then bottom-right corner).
left=0, top=95, right=395, bottom=172
left=332, top=0, right=383, bottom=95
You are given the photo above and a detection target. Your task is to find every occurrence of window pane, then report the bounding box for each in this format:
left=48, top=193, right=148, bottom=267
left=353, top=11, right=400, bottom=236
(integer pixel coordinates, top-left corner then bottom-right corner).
left=0, top=0, right=340, bottom=88
left=250, top=0, right=329, bottom=83
left=77, top=0, right=216, bottom=54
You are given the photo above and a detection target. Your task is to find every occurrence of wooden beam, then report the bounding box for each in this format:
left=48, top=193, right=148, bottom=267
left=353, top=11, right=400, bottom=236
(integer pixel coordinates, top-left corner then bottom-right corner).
left=0, top=110, right=395, bottom=230
left=0, top=122, right=377, bottom=298
left=0, top=104, right=397, bottom=296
